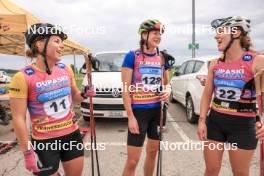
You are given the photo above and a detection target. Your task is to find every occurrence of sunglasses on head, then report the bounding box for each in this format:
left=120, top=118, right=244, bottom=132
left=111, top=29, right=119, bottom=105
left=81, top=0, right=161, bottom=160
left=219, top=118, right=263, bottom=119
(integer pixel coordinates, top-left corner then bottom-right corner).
left=211, top=17, right=232, bottom=29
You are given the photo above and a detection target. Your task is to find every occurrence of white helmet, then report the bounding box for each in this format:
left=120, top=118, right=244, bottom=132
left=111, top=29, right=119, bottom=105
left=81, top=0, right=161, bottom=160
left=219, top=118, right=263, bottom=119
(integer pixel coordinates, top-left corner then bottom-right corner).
left=211, top=16, right=251, bottom=33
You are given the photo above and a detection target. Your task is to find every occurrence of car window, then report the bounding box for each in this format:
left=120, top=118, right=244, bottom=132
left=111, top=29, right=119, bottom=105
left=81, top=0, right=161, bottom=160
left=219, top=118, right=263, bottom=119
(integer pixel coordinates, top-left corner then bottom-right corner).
left=193, top=61, right=204, bottom=73
left=178, top=62, right=188, bottom=75
left=95, top=53, right=126, bottom=72
left=184, top=61, right=195, bottom=74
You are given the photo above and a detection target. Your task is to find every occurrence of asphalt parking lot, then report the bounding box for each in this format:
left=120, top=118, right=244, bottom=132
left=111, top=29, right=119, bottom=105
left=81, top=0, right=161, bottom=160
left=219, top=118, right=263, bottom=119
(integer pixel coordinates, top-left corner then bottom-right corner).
left=0, top=101, right=260, bottom=176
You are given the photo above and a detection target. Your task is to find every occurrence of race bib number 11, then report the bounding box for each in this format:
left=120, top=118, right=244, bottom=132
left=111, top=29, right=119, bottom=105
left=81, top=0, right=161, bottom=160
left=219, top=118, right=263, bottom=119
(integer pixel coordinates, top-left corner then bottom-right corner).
left=44, top=95, right=71, bottom=119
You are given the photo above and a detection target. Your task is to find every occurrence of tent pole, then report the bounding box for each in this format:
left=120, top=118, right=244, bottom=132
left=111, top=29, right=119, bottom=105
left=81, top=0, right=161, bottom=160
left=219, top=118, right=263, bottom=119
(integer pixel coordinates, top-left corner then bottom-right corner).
left=73, top=49, right=77, bottom=78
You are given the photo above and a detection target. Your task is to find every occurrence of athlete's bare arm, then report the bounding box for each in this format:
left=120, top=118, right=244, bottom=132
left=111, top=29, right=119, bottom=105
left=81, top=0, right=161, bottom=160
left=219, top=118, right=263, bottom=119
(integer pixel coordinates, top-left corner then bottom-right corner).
left=121, top=67, right=140, bottom=134
left=121, top=67, right=134, bottom=118
left=199, top=60, right=217, bottom=120
left=254, top=54, right=264, bottom=140
left=71, top=82, right=84, bottom=103
left=11, top=98, right=30, bottom=151
left=252, top=54, right=264, bottom=73
left=66, top=66, right=84, bottom=103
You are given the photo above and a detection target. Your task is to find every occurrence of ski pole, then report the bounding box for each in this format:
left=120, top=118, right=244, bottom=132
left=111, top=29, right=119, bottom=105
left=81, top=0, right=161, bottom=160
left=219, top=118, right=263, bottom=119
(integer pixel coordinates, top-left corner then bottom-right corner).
left=255, top=69, right=264, bottom=176
left=156, top=65, right=165, bottom=176
left=85, top=54, right=101, bottom=176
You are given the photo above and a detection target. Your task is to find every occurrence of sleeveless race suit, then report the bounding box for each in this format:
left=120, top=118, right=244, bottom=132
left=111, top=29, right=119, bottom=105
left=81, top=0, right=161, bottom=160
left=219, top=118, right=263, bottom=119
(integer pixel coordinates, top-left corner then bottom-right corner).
left=9, top=63, right=78, bottom=139
left=211, top=52, right=257, bottom=117
left=130, top=49, right=162, bottom=106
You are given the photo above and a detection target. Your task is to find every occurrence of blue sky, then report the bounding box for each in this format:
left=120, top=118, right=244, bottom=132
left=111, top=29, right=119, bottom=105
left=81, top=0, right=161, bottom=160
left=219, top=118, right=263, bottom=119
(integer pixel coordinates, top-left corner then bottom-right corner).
left=0, top=0, right=263, bottom=70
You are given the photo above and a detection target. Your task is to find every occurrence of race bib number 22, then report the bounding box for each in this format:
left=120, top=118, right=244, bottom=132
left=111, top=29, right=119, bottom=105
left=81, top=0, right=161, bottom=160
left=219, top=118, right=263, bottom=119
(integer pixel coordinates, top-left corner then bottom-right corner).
left=216, top=87, right=241, bottom=101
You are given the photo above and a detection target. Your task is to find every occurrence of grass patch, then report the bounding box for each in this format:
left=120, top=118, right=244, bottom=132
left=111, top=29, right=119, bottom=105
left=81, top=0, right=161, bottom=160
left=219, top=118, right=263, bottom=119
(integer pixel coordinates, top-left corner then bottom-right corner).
left=74, top=73, right=85, bottom=90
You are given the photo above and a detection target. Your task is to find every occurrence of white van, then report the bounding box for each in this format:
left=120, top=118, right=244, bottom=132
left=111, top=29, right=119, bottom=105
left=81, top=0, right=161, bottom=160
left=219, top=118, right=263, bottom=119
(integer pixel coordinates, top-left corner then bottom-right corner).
left=80, top=51, right=127, bottom=120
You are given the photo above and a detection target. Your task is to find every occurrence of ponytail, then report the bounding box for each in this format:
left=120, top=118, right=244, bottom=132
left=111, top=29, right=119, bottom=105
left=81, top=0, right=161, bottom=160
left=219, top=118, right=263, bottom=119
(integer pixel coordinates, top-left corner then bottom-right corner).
left=238, top=27, right=258, bottom=54
left=25, top=36, right=45, bottom=58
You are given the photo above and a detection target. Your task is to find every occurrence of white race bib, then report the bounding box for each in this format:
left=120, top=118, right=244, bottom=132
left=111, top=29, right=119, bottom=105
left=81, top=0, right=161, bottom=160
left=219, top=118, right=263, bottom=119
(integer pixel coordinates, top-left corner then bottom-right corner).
left=43, top=95, right=71, bottom=119
left=215, top=87, right=241, bottom=101
left=141, top=74, right=161, bottom=86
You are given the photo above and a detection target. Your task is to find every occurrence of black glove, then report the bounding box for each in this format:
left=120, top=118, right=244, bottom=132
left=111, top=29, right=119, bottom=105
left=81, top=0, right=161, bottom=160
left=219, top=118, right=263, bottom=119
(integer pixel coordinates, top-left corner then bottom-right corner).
left=160, top=50, right=175, bottom=69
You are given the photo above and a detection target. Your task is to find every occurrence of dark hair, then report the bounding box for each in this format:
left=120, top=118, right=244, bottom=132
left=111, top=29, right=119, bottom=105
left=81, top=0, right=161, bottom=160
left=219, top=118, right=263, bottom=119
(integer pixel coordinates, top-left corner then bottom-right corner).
left=25, top=48, right=37, bottom=58
left=140, top=38, right=145, bottom=55
left=139, top=31, right=150, bottom=58
left=25, top=36, right=45, bottom=58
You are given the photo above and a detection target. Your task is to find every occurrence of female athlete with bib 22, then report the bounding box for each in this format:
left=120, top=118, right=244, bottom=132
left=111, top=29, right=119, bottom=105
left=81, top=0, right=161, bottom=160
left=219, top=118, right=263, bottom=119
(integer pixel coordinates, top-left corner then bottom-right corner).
left=122, top=19, right=172, bottom=176
left=10, top=23, right=93, bottom=176
left=197, top=16, right=264, bottom=176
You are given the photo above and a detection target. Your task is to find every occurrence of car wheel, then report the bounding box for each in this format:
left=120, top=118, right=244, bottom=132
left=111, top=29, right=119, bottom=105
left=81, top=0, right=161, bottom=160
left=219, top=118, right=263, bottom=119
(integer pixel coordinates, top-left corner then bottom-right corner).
left=83, top=115, right=90, bottom=121
left=169, top=90, right=176, bottom=103
left=186, top=96, right=198, bottom=124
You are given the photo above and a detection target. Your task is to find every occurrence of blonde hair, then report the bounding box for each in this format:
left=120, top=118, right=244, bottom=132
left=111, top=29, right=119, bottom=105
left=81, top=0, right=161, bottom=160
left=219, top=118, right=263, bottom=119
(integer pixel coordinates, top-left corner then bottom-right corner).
left=238, top=26, right=257, bottom=53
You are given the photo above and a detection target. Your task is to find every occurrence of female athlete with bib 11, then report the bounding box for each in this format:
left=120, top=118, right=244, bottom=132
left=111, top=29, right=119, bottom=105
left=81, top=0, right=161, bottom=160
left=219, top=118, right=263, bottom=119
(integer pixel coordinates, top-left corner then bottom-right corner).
left=10, top=23, right=93, bottom=176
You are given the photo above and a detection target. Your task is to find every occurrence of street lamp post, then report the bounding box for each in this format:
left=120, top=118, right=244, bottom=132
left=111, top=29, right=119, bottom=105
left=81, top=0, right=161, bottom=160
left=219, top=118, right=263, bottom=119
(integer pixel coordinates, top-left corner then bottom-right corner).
left=192, top=0, right=196, bottom=58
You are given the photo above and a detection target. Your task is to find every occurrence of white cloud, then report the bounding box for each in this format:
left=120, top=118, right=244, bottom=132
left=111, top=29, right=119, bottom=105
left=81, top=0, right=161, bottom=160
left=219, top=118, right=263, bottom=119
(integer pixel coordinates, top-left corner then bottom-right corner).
left=1, top=0, right=263, bottom=69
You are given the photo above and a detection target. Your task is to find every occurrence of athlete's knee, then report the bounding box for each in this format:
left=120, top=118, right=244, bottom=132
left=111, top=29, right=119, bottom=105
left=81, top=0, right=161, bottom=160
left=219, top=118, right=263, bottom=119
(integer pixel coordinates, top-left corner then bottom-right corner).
left=126, top=157, right=140, bottom=168
left=232, top=169, right=249, bottom=176
left=146, top=146, right=159, bottom=159
left=205, top=166, right=221, bottom=176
